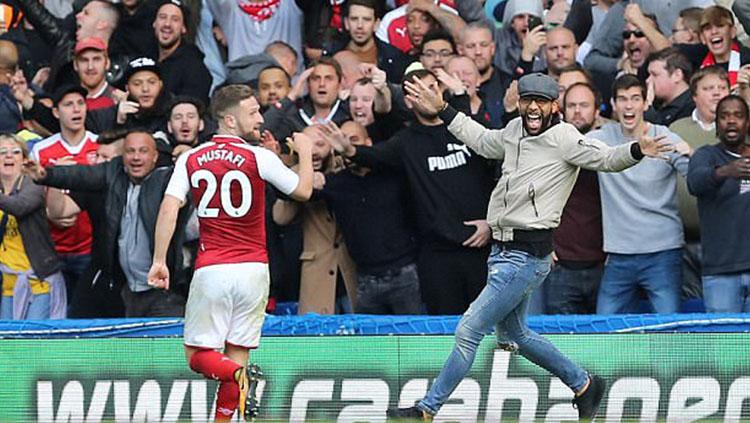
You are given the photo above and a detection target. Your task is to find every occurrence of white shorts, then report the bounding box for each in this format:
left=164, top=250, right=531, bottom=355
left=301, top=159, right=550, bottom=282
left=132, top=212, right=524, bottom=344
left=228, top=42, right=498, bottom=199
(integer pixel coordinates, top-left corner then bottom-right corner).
left=184, top=262, right=270, bottom=349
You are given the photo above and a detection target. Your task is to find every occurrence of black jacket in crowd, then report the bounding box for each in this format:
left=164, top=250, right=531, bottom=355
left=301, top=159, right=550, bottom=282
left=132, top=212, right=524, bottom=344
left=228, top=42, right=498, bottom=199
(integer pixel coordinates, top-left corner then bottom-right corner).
left=37, top=159, right=190, bottom=292
left=0, top=176, right=61, bottom=280
left=318, top=167, right=417, bottom=275
left=263, top=96, right=350, bottom=141
left=109, top=0, right=159, bottom=66
left=478, top=65, right=511, bottom=129
left=351, top=122, right=494, bottom=249
left=644, top=89, right=695, bottom=127
left=160, top=41, right=213, bottom=106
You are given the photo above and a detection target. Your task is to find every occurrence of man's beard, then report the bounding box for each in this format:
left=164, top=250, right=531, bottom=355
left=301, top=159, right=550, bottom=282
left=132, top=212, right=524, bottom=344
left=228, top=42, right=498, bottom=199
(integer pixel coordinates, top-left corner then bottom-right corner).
left=351, top=34, right=372, bottom=47
left=241, top=129, right=261, bottom=145
left=522, top=112, right=557, bottom=135
left=574, top=121, right=594, bottom=134
left=159, top=36, right=180, bottom=51
left=477, top=61, right=490, bottom=75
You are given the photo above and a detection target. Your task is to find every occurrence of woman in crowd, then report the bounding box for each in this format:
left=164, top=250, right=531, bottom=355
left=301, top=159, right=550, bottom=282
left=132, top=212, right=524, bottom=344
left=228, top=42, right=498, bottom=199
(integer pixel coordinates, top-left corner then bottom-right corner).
left=0, top=133, right=65, bottom=319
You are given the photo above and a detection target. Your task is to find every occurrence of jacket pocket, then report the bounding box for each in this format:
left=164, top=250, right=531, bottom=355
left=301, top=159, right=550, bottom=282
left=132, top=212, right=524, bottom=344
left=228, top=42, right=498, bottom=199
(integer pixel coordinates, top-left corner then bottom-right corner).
left=527, top=183, right=540, bottom=218
left=299, top=251, right=317, bottom=261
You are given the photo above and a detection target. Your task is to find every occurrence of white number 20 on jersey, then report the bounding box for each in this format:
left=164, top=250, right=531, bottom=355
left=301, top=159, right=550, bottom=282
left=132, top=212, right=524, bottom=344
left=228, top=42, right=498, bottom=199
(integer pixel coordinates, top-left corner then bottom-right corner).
left=190, top=169, right=253, bottom=218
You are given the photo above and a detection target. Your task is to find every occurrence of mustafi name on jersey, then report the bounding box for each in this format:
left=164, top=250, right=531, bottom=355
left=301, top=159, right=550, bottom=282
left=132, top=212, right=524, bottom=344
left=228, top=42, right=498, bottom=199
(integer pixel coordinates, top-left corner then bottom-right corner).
left=196, top=148, right=247, bottom=168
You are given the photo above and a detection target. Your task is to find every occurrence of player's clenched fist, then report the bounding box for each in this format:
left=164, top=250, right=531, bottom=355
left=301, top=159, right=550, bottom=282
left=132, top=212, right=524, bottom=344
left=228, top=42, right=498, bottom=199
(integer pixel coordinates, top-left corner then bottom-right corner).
left=289, top=132, right=313, bottom=156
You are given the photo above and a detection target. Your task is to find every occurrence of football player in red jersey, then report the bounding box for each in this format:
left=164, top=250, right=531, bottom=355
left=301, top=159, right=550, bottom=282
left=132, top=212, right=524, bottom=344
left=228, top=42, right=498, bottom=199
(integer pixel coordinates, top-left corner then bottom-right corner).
left=148, top=85, right=314, bottom=421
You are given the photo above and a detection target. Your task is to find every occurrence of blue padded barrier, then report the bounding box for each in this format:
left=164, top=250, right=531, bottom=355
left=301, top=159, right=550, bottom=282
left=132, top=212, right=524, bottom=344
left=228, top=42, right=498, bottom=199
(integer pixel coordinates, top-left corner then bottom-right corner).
left=1, top=313, right=750, bottom=338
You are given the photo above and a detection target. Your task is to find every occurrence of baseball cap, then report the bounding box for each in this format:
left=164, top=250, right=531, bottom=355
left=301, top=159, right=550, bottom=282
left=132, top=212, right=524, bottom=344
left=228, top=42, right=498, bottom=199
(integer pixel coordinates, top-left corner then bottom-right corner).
left=52, top=84, right=87, bottom=106
left=124, top=57, right=161, bottom=82
left=403, top=61, right=425, bottom=77
left=518, top=73, right=559, bottom=101
left=74, top=37, right=107, bottom=55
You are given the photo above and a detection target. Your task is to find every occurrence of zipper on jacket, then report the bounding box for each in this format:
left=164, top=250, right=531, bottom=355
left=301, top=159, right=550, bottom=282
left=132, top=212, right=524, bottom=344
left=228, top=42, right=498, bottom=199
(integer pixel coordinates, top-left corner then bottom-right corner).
left=503, top=139, right=526, bottom=208
left=91, top=269, right=101, bottom=287
left=528, top=183, right=539, bottom=218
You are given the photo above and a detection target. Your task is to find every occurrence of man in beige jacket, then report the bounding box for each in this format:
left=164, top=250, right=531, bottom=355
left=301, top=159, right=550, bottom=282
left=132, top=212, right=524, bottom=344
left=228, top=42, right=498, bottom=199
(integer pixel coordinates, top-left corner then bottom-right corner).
left=272, top=125, right=357, bottom=315
left=385, top=72, right=675, bottom=421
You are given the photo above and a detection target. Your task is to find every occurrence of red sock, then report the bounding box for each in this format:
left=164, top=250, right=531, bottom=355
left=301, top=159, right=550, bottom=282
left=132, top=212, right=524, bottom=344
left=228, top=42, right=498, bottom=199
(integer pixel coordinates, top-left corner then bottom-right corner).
left=189, top=349, right=242, bottom=382
left=214, top=381, right=240, bottom=422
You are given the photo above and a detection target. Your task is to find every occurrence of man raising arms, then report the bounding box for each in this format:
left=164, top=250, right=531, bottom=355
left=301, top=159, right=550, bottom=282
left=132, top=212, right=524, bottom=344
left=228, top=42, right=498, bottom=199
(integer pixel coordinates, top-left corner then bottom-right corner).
left=390, top=72, right=674, bottom=421
left=147, top=85, right=313, bottom=422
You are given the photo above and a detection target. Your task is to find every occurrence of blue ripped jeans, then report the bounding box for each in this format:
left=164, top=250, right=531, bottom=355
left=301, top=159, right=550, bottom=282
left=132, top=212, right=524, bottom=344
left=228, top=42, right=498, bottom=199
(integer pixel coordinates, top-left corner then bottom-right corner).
left=418, top=245, right=589, bottom=414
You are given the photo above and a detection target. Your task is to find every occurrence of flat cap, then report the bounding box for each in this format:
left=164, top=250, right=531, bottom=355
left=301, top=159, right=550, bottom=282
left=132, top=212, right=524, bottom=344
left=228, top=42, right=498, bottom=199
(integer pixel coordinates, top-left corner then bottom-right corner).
left=518, top=73, right=559, bottom=101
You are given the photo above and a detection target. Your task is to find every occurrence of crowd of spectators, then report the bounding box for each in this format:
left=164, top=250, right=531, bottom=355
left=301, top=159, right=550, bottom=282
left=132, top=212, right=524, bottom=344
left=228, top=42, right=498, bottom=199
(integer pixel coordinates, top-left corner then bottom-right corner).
left=1, top=0, right=750, bottom=319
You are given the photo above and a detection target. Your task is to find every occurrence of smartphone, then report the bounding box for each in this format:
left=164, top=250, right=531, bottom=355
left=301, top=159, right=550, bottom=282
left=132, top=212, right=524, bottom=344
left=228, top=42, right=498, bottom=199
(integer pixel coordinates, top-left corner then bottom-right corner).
left=528, top=15, right=544, bottom=32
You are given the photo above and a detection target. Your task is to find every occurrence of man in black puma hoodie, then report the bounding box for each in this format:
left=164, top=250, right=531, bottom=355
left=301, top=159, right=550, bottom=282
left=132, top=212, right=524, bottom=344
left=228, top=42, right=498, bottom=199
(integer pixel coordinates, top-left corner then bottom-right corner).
left=329, top=67, right=494, bottom=315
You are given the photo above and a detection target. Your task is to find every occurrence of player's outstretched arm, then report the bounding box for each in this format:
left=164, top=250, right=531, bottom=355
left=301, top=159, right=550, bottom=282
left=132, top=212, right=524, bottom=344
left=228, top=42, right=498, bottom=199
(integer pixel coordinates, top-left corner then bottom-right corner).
left=288, top=132, right=314, bottom=201
left=148, top=195, right=183, bottom=290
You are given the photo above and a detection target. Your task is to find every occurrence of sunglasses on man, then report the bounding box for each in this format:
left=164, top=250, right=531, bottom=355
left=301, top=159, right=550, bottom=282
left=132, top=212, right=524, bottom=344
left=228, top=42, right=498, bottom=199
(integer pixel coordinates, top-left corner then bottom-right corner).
left=622, top=30, right=646, bottom=39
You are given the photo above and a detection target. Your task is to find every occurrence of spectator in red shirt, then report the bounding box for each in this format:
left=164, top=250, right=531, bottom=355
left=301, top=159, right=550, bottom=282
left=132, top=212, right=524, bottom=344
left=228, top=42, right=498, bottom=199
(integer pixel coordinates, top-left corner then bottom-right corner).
left=73, top=37, right=123, bottom=111
left=31, top=85, right=99, bottom=310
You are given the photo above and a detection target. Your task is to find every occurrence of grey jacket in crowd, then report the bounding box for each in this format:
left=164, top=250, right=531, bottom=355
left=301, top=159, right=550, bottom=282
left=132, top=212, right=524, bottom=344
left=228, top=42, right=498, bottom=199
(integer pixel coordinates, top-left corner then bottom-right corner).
left=0, top=175, right=61, bottom=279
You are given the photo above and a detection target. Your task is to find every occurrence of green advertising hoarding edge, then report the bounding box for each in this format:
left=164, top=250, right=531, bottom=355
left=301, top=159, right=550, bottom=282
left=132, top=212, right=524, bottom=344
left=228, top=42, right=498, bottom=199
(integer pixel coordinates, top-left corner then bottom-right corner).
left=1, top=333, right=749, bottom=421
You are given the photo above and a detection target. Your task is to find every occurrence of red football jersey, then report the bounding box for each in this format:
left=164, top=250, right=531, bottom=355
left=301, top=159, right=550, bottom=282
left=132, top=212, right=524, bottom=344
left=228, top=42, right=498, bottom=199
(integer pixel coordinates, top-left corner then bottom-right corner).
left=32, top=132, right=99, bottom=255
left=166, top=135, right=299, bottom=269
left=85, top=84, right=117, bottom=111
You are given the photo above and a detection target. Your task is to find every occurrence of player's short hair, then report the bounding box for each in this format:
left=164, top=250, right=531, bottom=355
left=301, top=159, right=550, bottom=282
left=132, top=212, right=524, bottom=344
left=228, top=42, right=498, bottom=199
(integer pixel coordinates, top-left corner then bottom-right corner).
left=563, top=82, right=602, bottom=110
left=211, top=84, right=254, bottom=120
left=612, top=73, right=647, bottom=99
left=689, top=65, right=729, bottom=96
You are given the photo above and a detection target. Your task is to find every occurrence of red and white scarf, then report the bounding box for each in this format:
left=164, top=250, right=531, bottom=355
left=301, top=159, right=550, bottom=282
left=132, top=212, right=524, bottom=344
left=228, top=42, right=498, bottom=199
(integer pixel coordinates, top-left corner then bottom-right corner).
left=701, top=41, right=741, bottom=87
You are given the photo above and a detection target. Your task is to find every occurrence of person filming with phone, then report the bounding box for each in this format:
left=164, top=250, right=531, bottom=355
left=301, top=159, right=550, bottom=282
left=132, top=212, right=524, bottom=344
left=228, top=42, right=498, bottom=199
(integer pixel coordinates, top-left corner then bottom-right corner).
left=495, top=0, right=548, bottom=79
